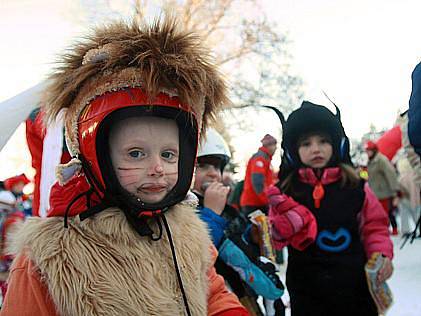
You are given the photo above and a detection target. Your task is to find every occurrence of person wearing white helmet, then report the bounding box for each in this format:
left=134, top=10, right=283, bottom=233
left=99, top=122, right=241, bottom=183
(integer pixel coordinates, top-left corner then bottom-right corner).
left=193, top=128, right=285, bottom=316
left=194, top=128, right=232, bottom=218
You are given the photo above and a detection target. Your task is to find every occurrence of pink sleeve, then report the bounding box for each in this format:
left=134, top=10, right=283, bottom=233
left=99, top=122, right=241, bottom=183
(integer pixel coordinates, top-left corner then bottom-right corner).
left=359, top=183, right=394, bottom=259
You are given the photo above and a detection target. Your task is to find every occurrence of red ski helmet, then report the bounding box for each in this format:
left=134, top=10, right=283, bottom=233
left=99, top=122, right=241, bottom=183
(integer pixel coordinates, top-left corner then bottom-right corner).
left=77, top=87, right=199, bottom=212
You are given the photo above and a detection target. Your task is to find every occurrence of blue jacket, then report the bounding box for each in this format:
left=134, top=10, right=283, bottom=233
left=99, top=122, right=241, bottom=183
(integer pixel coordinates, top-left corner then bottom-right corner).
left=198, top=206, right=228, bottom=248
left=409, top=62, right=421, bottom=157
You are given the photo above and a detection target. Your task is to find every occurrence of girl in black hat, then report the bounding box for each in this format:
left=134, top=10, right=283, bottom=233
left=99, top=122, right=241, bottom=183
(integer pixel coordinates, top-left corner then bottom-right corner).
left=267, top=101, right=393, bottom=316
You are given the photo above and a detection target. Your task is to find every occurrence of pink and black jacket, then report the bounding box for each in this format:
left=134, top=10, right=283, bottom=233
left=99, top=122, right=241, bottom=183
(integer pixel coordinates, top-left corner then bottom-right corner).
left=267, top=167, right=393, bottom=294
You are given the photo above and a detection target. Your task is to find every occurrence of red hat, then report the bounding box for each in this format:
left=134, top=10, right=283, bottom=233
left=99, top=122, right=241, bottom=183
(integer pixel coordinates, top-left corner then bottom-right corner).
left=4, top=174, right=30, bottom=191
left=261, top=134, right=277, bottom=146
left=364, top=140, right=378, bottom=151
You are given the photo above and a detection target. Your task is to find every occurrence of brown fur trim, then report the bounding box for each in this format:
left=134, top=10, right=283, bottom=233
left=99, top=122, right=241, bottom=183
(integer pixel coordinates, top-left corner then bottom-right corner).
left=9, top=203, right=213, bottom=316
left=42, top=18, right=229, bottom=154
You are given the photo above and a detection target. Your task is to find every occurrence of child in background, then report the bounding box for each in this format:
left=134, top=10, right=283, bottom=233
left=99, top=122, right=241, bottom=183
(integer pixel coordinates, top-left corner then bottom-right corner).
left=4, top=174, right=32, bottom=217
left=0, top=190, right=24, bottom=301
left=193, top=128, right=284, bottom=316
left=1, top=19, right=248, bottom=316
left=267, top=101, right=393, bottom=316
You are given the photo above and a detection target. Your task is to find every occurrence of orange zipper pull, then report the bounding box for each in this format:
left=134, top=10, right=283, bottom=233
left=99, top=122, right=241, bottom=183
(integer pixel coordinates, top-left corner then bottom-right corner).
left=313, top=182, right=325, bottom=208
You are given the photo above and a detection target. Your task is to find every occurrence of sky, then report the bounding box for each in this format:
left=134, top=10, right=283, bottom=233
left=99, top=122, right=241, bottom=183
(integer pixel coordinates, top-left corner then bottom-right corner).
left=0, top=0, right=420, bottom=179
left=263, top=0, right=421, bottom=136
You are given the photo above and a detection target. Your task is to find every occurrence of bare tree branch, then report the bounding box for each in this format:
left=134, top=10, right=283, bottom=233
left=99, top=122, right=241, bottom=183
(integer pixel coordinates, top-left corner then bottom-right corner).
left=200, top=0, right=234, bottom=40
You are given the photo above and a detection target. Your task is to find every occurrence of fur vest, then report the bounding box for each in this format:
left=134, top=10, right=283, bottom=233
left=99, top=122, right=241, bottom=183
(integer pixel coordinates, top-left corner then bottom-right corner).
left=9, top=202, right=212, bottom=316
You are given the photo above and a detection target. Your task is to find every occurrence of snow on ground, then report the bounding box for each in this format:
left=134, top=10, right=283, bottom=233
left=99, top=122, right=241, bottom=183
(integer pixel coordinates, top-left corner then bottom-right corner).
left=268, top=235, right=421, bottom=316
left=387, top=236, right=421, bottom=316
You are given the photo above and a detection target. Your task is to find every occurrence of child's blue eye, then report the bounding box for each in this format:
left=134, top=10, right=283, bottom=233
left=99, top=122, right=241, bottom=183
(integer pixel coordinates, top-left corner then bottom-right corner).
left=161, top=151, right=177, bottom=160
left=129, top=150, right=144, bottom=158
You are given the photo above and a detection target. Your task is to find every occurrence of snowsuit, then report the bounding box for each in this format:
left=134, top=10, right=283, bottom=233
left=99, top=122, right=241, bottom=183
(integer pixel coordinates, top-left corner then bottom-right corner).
left=240, top=146, right=274, bottom=214
left=268, top=167, right=393, bottom=316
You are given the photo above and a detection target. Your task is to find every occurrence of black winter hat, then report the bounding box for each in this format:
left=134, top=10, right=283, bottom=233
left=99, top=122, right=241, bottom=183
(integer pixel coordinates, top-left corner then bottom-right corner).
left=279, top=101, right=352, bottom=179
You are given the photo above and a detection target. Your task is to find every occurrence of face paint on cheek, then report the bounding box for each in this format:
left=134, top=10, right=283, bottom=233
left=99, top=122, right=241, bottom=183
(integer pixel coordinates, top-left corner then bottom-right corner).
left=117, top=167, right=145, bottom=170
left=164, top=162, right=178, bottom=175
left=116, top=168, right=142, bottom=187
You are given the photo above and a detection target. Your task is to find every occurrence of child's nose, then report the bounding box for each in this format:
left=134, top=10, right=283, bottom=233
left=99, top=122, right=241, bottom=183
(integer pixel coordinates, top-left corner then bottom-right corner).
left=148, top=157, right=164, bottom=176
left=207, top=165, right=220, bottom=177
left=311, top=143, right=321, bottom=153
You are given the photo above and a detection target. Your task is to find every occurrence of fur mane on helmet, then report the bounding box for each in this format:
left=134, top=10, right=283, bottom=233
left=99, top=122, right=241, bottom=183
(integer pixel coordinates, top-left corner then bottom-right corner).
left=42, top=17, right=228, bottom=134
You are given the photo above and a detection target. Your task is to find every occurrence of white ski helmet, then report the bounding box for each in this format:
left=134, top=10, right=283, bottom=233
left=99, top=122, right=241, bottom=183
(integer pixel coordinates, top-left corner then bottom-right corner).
left=0, top=190, right=17, bottom=211
left=198, top=128, right=231, bottom=170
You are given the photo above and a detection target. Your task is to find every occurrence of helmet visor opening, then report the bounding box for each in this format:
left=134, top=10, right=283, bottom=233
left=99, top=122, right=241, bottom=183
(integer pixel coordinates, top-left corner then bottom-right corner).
left=96, top=105, right=198, bottom=211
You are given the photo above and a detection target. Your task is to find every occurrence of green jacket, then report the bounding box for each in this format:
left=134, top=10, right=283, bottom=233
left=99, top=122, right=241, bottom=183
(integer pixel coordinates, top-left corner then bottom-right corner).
left=367, top=152, right=400, bottom=199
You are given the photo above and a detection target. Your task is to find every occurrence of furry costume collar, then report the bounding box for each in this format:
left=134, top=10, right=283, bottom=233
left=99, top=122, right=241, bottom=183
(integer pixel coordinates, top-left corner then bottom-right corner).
left=9, top=202, right=212, bottom=316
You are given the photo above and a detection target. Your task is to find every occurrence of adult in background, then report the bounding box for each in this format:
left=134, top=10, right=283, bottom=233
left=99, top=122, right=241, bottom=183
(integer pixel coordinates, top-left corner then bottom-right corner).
left=240, top=134, right=277, bottom=215
left=408, top=62, right=421, bottom=159
left=365, top=141, right=400, bottom=235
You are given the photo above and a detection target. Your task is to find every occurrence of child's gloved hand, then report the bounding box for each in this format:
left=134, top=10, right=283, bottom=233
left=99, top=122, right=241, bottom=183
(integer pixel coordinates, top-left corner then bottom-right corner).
left=266, top=186, right=288, bottom=208
left=266, top=185, right=298, bottom=214
left=266, top=185, right=282, bottom=201
left=270, top=210, right=304, bottom=241
left=267, top=186, right=318, bottom=251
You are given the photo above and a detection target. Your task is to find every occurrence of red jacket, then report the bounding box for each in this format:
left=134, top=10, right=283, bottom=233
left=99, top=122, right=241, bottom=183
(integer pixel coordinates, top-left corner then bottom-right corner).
left=240, top=146, right=274, bottom=208
left=25, top=108, right=44, bottom=216
left=25, top=108, right=71, bottom=217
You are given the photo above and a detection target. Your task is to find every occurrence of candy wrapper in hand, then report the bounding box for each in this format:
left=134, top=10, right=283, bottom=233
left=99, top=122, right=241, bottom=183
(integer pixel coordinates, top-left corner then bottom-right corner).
left=248, top=210, right=276, bottom=262
left=365, top=252, right=393, bottom=315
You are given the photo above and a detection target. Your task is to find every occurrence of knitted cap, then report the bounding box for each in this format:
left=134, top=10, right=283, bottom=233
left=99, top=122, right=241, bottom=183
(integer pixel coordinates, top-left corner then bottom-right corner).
left=261, top=134, right=277, bottom=146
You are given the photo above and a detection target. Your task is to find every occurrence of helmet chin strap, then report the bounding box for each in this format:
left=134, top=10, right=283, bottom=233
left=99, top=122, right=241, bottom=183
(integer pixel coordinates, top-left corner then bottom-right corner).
left=161, top=214, right=192, bottom=316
